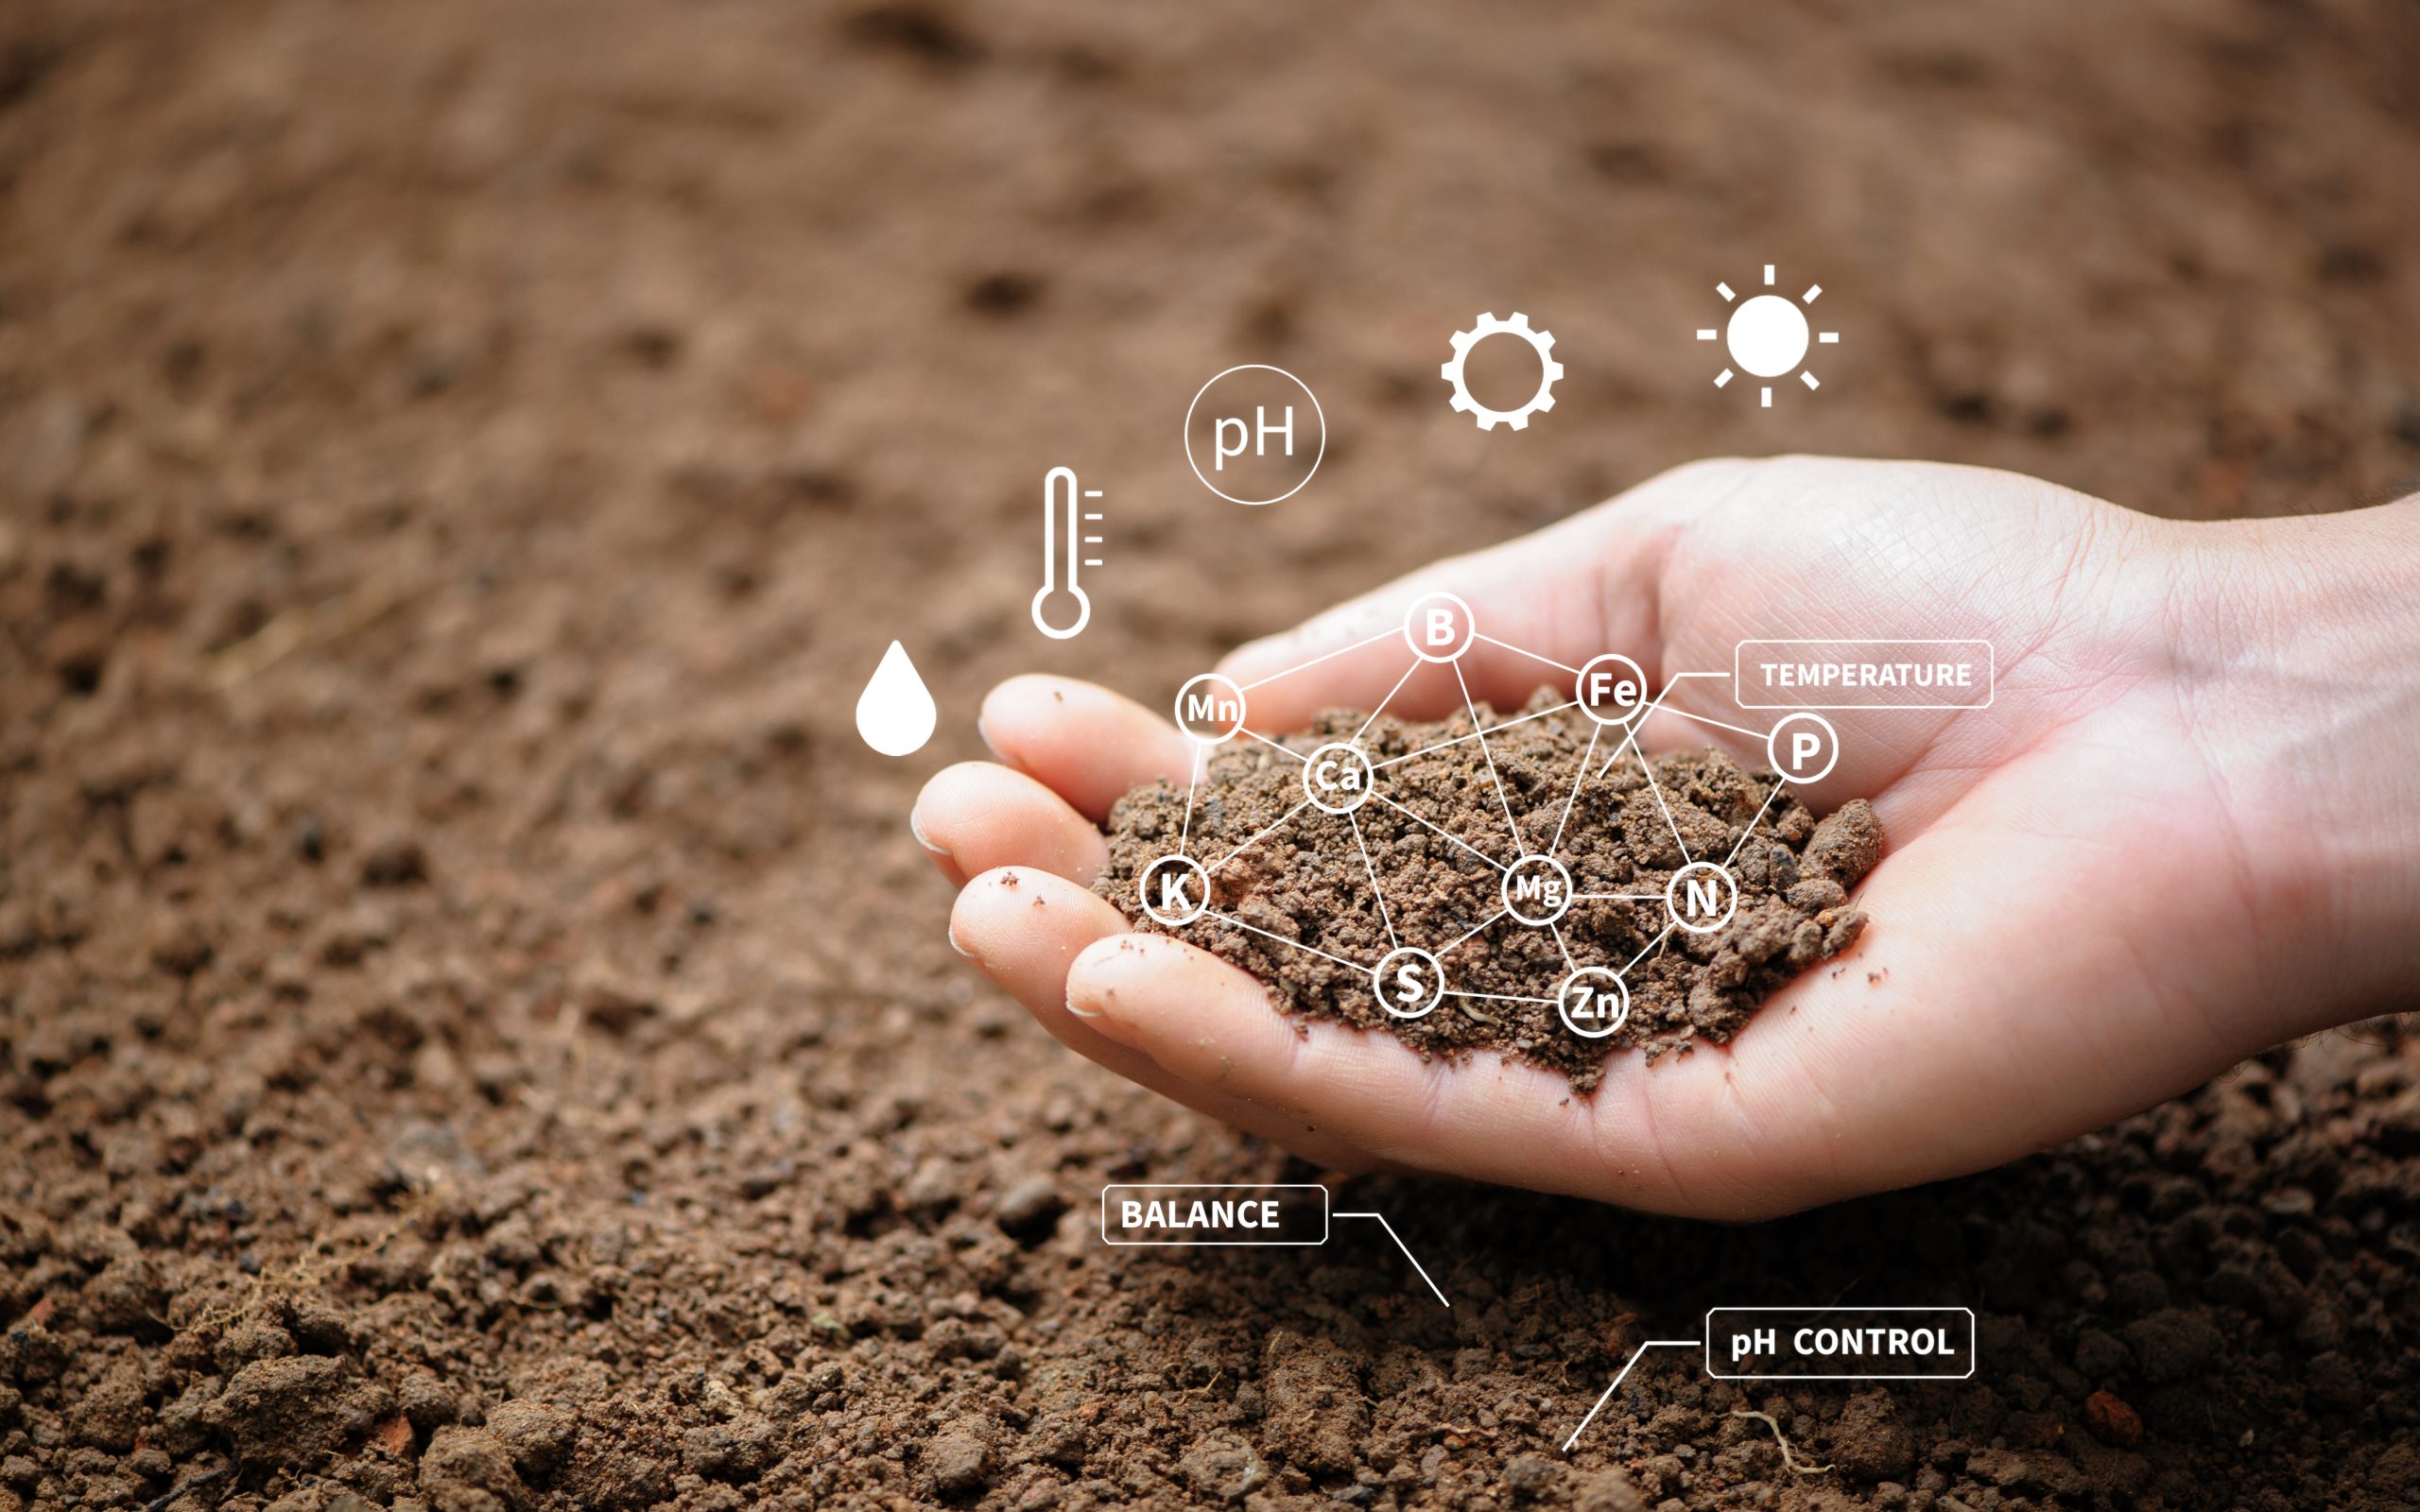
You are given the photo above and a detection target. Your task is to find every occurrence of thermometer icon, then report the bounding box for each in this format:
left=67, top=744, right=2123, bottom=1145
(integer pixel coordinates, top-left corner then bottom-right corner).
left=1031, top=466, right=1100, bottom=640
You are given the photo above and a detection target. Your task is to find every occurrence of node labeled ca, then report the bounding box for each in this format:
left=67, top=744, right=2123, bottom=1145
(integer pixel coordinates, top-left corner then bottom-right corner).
left=1303, top=742, right=1374, bottom=815
left=1373, top=946, right=1446, bottom=1020
left=1666, top=860, right=1737, bottom=935
left=1503, top=854, right=1573, bottom=926
left=1174, top=673, right=1248, bottom=744
left=1184, top=365, right=1324, bottom=507
left=1139, top=854, right=1211, bottom=927
left=1557, top=966, right=1630, bottom=1039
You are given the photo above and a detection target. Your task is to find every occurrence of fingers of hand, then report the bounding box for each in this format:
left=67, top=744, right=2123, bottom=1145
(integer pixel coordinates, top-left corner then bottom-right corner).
left=949, top=867, right=1396, bottom=1173
left=913, top=762, right=1108, bottom=888
left=978, top=675, right=1197, bottom=824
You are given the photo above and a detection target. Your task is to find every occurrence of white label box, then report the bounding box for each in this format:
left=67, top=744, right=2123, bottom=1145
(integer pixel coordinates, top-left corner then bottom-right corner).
left=1734, top=640, right=1994, bottom=710
left=1100, top=1184, right=1330, bottom=1246
left=1706, top=1307, right=1977, bottom=1379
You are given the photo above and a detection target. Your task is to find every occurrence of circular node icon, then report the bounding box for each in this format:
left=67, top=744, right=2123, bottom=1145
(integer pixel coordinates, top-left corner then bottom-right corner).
left=1556, top=966, right=1631, bottom=1040
left=1138, top=854, right=1211, bottom=927
left=1302, top=741, right=1376, bottom=815
left=1766, top=711, right=1841, bottom=784
left=1665, top=860, right=1738, bottom=936
left=1372, top=946, right=1447, bottom=1021
left=1174, top=673, right=1249, bottom=744
left=1184, top=365, right=1325, bottom=507
left=1577, top=653, right=1651, bottom=727
left=1402, top=591, right=1478, bottom=663
left=1727, top=294, right=1811, bottom=379
left=1501, top=854, right=1574, bottom=927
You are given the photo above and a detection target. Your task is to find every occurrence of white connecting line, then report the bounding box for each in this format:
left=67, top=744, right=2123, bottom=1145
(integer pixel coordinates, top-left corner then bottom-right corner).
left=1333, top=1211, right=1451, bottom=1307
left=1561, top=1338, right=1704, bottom=1452
left=1150, top=609, right=1830, bottom=1028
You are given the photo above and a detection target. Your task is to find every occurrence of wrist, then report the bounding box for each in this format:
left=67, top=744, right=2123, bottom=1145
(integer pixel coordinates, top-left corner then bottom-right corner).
left=2173, top=496, right=2420, bottom=1033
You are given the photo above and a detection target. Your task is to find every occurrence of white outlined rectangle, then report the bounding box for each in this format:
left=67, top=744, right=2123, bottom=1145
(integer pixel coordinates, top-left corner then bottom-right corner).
left=1733, top=640, right=1995, bottom=710
left=1099, top=1183, right=1330, bottom=1246
left=1704, top=1307, right=1977, bottom=1380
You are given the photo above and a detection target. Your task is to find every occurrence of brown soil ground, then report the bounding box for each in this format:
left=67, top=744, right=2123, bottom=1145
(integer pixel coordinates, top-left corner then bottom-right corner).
left=5, top=2, right=2420, bottom=1510
left=1098, top=701, right=1878, bottom=1089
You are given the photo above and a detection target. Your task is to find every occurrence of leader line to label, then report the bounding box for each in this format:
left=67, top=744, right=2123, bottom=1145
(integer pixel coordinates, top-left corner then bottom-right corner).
left=1099, top=1185, right=1448, bottom=1307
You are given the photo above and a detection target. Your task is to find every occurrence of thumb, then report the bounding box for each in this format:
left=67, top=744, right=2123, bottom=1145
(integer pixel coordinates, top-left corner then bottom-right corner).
left=1212, top=459, right=1751, bottom=732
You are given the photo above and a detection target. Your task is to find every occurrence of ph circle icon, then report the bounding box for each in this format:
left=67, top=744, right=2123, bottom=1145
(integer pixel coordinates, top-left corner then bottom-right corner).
left=1578, top=653, right=1651, bottom=726
left=1700, top=266, right=1837, bottom=408
left=1373, top=946, right=1446, bottom=1021
left=1767, top=711, right=1841, bottom=784
left=1174, top=673, right=1248, bottom=744
left=1502, top=854, right=1574, bottom=927
left=1303, top=742, right=1374, bottom=815
left=1139, top=854, right=1211, bottom=927
left=1442, top=311, right=1563, bottom=431
left=1184, top=365, right=1324, bottom=507
left=1665, top=860, right=1737, bottom=935
left=1557, top=966, right=1630, bottom=1040
left=1403, top=591, right=1477, bottom=663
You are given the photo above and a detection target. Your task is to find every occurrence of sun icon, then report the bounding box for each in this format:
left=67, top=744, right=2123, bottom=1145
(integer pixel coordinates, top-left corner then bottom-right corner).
left=1700, top=265, right=1837, bottom=407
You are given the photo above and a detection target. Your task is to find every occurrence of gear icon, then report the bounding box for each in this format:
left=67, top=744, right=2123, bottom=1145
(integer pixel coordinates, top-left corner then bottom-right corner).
left=1441, top=310, right=1564, bottom=431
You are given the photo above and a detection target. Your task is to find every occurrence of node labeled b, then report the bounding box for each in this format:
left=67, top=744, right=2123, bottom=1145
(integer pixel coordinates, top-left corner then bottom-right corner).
left=1557, top=966, right=1630, bottom=1040
left=1303, top=742, right=1375, bottom=815
left=1502, top=854, right=1574, bottom=927
left=1372, top=946, right=1446, bottom=1021
left=1403, top=591, right=1477, bottom=663
left=1767, top=711, right=1840, bottom=784
left=1578, top=653, right=1651, bottom=726
left=1666, top=860, right=1737, bottom=935
left=1175, top=673, right=1248, bottom=744
left=1139, top=854, right=1211, bottom=927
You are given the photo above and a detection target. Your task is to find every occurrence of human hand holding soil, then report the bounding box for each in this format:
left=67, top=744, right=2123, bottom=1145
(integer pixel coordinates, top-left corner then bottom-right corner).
left=913, top=455, right=2420, bottom=1219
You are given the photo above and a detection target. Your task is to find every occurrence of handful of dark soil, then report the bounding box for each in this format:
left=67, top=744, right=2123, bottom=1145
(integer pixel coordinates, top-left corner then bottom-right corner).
left=1098, top=694, right=1880, bottom=1091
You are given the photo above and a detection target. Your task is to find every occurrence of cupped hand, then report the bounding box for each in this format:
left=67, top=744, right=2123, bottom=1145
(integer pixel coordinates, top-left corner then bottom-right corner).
left=913, top=455, right=2376, bottom=1219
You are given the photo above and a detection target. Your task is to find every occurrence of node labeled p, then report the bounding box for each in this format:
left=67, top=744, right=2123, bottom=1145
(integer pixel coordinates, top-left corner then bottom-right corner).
left=1139, top=854, right=1211, bottom=927
left=1665, top=860, right=1738, bottom=935
left=1175, top=673, right=1249, bottom=744
left=1402, top=591, right=1478, bottom=663
left=1767, top=711, right=1840, bottom=784
left=1303, top=742, right=1375, bottom=815
left=1578, top=653, right=1650, bottom=727
left=1557, top=966, right=1630, bottom=1040
left=1373, top=946, right=1445, bottom=1021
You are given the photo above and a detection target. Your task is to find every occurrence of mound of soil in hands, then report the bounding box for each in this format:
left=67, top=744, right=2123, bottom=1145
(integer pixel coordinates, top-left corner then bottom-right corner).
left=1098, top=697, right=1880, bottom=1090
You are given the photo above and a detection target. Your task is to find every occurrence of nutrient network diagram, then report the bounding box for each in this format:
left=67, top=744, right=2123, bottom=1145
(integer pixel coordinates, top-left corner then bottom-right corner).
left=1136, top=594, right=1992, bottom=1040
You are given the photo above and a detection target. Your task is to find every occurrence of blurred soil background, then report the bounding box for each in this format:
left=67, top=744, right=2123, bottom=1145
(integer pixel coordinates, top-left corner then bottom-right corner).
left=4, top=1, right=2419, bottom=1509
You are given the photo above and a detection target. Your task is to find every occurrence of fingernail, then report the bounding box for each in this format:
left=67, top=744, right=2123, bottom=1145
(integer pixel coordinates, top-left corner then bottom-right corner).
left=977, top=714, right=1004, bottom=762
left=1064, top=988, right=1101, bottom=1020
left=908, top=807, right=951, bottom=861
left=946, top=919, right=979, bottom=960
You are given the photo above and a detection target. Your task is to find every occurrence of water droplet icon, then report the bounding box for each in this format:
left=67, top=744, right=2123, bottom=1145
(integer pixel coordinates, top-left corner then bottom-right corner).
left=856, top=641, right=937, bottom=757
